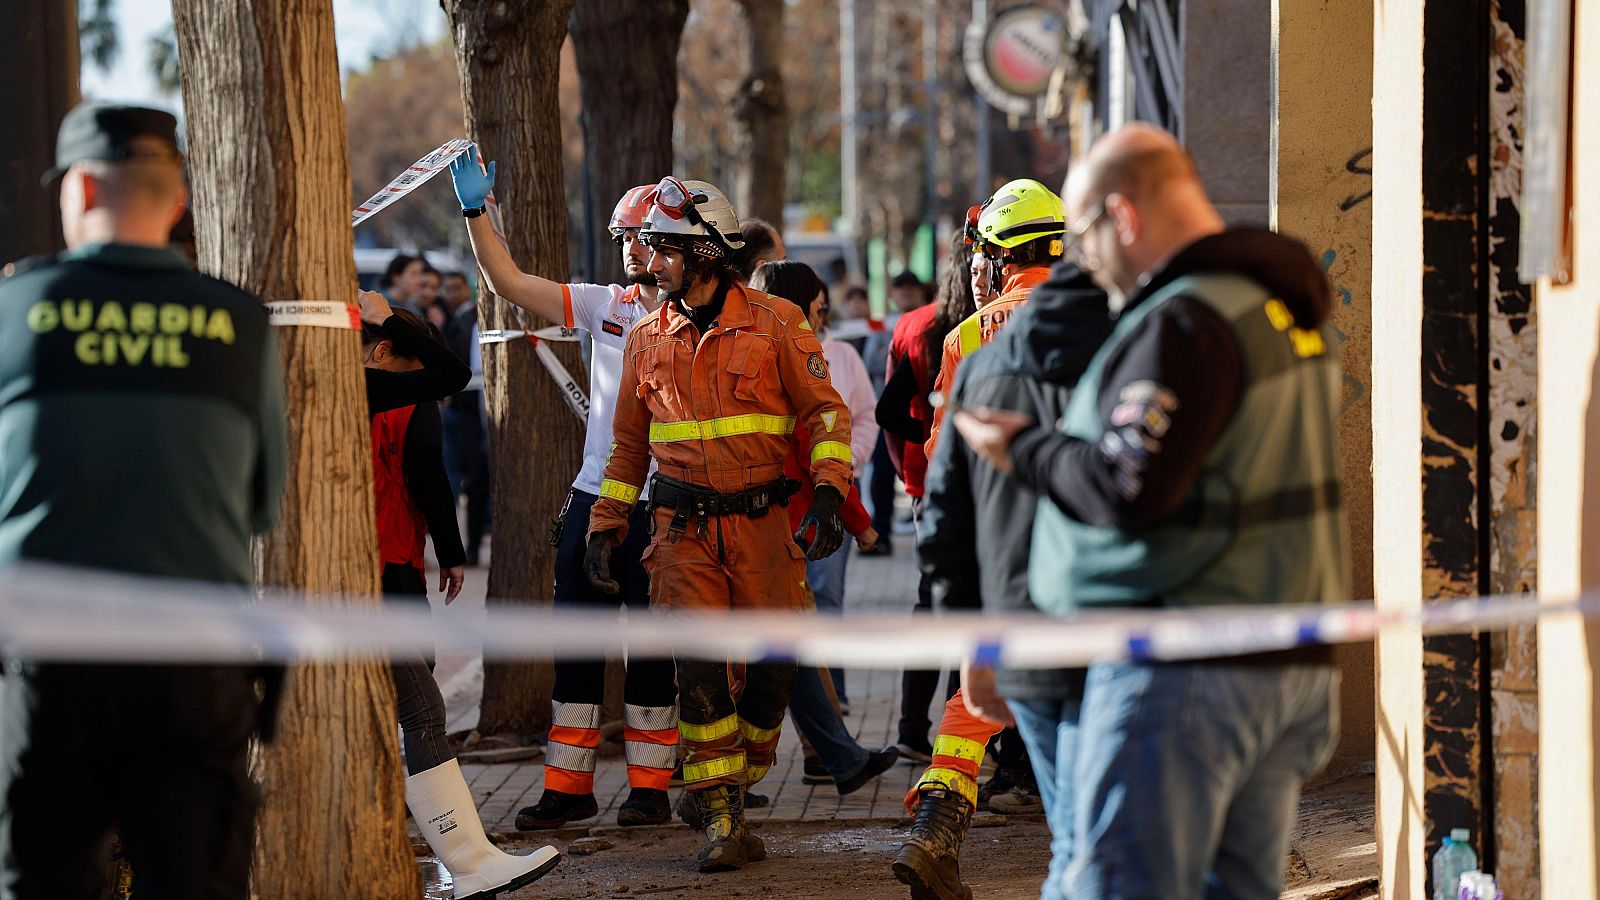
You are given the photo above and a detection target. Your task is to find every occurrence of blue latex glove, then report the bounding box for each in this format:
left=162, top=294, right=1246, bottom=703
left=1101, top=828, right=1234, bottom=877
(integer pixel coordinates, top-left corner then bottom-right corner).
left=449, top=145, right=495, bottom=210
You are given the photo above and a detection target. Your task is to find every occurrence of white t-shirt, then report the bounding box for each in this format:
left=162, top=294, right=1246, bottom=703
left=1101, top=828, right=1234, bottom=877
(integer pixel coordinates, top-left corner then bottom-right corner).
left=562, top=282, right=654, bottom=495
left=821, top=335, right=879, bottom=476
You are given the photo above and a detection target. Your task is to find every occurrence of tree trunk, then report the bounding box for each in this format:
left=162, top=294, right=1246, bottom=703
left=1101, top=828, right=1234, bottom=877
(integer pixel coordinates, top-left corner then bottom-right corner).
left=444, top=0, right=580, bottom=743
left=569, top=0, right=688, bottom=286
left=170, top=2, right=419, bottom=897
left=0, top=0, right=78, bottom=265
left=732, top=0, right=788, bottom=225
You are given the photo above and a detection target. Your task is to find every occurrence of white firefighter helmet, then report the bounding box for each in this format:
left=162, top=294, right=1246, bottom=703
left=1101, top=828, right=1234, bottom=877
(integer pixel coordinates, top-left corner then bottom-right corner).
left=640, top=177, right=745, bottom=260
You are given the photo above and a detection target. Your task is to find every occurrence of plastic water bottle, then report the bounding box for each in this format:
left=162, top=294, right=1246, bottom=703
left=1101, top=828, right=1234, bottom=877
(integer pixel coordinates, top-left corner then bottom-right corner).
left=1432, top=829, right=1478, bottom=900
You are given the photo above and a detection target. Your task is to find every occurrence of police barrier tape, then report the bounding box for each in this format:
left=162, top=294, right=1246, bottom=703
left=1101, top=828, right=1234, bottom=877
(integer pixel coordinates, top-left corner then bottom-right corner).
left=351, top=138, right=474, bottom=227
left=478, top=328, right=590, bottom=420
left=265, top=300, right=362, bottom=330
left=0, top=563, right=1578, bottom=668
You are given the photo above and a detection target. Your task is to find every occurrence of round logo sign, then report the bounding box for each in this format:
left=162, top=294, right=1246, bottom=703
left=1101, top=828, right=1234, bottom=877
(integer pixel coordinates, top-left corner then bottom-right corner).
left=987, top=8, right=1065, bottom=96
left=964, top=6, right=1068, bottom=115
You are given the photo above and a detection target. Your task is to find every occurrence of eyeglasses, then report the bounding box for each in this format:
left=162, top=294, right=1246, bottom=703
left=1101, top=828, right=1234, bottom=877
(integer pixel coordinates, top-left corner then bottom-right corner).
left=1062, top=204, right=1107, bottom=265
left=611, top=227, right=641, bottom=245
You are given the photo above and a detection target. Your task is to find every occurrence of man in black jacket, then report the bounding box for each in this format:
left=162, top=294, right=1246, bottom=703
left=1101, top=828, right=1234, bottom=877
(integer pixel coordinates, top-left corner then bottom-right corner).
left=893, top=264, right=1112, bottom=900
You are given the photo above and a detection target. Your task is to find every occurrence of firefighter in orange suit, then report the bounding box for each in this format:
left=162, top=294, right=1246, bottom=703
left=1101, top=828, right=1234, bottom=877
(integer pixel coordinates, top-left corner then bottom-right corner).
left=896, top=179, right=1065, bottom=900
left=585, top=177, right=853, bottom=873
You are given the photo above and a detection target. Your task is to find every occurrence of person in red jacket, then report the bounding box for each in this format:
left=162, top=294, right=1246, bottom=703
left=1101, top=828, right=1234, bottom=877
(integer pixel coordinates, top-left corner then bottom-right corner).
left=360, top=295, right=560, bottom=896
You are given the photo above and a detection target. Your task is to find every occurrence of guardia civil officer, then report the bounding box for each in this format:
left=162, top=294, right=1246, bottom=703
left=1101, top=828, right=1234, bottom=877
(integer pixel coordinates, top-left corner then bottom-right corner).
left=0, top=102, right=288, bottom=899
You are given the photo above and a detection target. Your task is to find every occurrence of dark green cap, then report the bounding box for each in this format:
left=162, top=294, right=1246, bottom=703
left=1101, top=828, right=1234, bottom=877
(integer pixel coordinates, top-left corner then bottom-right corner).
left=43, top=100, right=182, bottom=185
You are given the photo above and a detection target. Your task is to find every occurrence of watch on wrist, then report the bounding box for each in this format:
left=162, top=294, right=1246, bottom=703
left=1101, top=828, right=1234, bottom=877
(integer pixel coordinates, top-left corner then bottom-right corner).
left=463, top=206, right=487, bottom=219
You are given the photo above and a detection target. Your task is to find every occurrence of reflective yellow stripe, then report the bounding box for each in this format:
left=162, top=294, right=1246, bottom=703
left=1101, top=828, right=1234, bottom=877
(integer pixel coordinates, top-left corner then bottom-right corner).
left=746, top=764, right=771, bottom=786
left=916, top=767, right=980, bottom=807
left=957, top=315, right=982, bottom=356
left=932, top=734, right=987, bottom=765
left=739, top=718, right=782, bottom=745
left=679, top=714, right=740, bottom=743
left=682, top=751, right=746, bottom=784
left=649, top=414, right=797, bottom=443
left=598, top=479, right=641, bottom=504
left=810, top=440, right=852, bottom=465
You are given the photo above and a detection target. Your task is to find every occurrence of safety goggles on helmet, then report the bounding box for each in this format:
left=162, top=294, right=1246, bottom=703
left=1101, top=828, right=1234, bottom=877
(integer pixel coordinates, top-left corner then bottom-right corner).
left=643, top=176, right=736, bottom=259
left=962, top=204, right=983, bottom=250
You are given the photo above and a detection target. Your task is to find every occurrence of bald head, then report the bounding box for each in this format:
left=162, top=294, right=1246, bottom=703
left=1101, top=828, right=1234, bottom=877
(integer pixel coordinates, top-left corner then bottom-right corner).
left=1061, top=123, right=1223, bottom=304
left=1069, top=124, right=1201, bottom=212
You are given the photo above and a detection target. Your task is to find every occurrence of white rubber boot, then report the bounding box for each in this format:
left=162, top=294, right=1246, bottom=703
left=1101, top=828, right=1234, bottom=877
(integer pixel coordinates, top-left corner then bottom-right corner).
left=406, top=759, right=560, bottom=899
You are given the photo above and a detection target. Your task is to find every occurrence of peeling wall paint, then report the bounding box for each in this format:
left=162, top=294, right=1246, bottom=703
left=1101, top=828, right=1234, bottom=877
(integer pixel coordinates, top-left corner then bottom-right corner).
left=1486, top=0, right=1540, bottom=895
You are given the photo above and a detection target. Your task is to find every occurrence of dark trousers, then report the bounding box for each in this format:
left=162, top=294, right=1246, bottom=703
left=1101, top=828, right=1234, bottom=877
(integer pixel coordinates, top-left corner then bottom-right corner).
left=551, top=492, right=676, bottom=710
left=898, top=568, right=959, bottom=745
left=383, top=563, right=452, bottom=775
left=866, top=433, right=896, bottom=537
left=443, top=392, right=490, bottom=563
left=0, top=662, right=258, bottom=900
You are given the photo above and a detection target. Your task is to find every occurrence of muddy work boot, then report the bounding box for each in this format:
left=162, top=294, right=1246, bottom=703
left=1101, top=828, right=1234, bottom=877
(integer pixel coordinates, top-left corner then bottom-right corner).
left=892, top=787, right=974, bottom=900
left=693, top=785, right=763, bottom=872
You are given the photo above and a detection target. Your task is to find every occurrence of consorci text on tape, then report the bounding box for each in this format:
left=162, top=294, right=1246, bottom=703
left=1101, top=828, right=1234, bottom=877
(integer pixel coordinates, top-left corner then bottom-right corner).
left=352, top=138, right=474, bottom=228
left=0, top=562, right=1585, bottom=668
left=266, top=301, right=362, bottom=329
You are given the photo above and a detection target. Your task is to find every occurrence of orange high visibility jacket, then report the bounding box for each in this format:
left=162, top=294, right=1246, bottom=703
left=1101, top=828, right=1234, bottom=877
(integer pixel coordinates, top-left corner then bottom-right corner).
left=590, top=281, right=853, bottom=541
left=924, top=266, right=1052, bottom=457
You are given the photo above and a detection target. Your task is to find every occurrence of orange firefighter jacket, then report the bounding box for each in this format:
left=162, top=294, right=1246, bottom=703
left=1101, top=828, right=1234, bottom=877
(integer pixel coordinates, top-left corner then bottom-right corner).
left=589, top=281, right=853, bottom=542
left=924, top=266, right=1052, bottom=458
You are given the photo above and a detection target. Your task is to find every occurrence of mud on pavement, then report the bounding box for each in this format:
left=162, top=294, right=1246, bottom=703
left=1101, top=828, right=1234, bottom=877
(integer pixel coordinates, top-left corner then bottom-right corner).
left=423, top=817, right=1052, bottom=899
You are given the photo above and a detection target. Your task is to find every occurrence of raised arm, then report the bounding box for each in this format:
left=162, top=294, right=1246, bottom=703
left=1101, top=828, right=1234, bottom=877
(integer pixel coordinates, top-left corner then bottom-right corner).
left=449, top=146, right=565, bottom=324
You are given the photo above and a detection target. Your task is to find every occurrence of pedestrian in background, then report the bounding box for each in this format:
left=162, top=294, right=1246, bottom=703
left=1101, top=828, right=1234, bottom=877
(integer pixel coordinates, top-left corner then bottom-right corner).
left=380, top=252, right=428, bottom=318
left=0, top=101, right=285, bottom=900
left=875, top=242, right=974, bottom=764
left=957, top=123, right=1344, bottom=899
left=437, top=271, right=489, bottom=564
left=752, top=260, right=880, bottom=709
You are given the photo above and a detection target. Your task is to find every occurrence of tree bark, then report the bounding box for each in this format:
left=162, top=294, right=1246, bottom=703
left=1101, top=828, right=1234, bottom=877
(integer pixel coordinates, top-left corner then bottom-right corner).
left=0, top=0, right=78, bottom=265
left=732, top=0, right=788, bottom=225
left=170, top=2, right=419, bottom=897
left=569, top=0, right=688, bottom=286
left=444, top=0, right=580, bottom=742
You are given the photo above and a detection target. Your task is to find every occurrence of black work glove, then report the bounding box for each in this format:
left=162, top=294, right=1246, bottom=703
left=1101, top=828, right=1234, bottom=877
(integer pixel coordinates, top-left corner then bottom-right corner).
left=585, top=531, right=621, bottom=594
left=794, top=485, right=846, bottom=561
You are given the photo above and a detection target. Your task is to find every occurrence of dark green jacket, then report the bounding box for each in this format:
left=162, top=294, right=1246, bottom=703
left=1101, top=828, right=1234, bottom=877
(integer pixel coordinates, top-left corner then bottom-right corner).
left=0, top=243, right=286, bottom=585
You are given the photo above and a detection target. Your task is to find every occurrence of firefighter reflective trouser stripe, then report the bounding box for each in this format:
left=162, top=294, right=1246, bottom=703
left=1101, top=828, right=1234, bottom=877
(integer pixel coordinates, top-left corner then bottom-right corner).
left=624, top=703, right=679, bottom=791
left=550, top=493, right=677, bottom=792
left=546, top=702, right=601, bottom=794
left=677, top=657, right=798, bottom=791
left=911, top=690, right=1002, bottom=809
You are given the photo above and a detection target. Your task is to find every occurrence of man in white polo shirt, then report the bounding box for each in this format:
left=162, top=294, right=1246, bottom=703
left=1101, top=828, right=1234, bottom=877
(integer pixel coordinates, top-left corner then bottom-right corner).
left=450, top=150, right=675, bottom=828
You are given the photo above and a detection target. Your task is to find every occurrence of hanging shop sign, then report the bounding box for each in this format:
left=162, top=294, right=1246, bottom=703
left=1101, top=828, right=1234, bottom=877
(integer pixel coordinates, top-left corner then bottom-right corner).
left=964, top=5, right=1068, bottom=117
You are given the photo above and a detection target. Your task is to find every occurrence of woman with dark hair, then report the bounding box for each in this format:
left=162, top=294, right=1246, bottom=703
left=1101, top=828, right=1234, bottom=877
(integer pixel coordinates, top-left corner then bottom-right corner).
left=380, top=253, right=427, bottom=318
left=356, top=291, right=560, bottom=895
left=745, top=262, right=900, bottom=794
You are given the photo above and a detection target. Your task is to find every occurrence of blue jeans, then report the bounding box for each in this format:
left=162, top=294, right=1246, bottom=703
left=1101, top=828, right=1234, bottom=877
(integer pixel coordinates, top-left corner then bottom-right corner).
left=787, top=665, right=868, bottom=781
left=806, top=547, right=850, bottom=702
left=1010, top=694, right=1084, bottom=900
left=1036, top=662, right=1338, bottom=900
